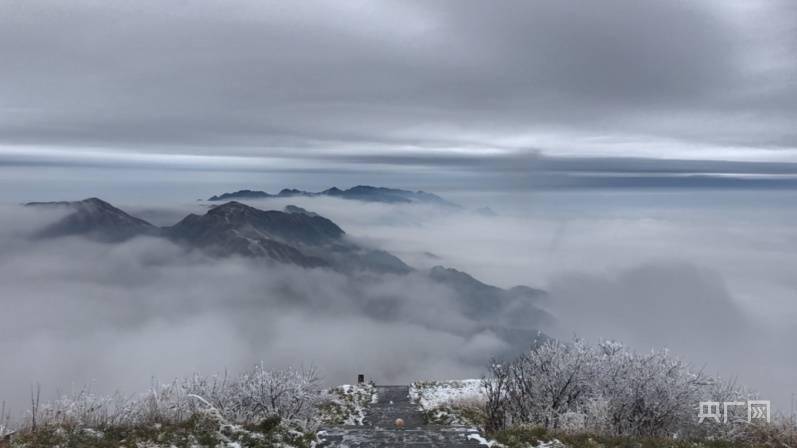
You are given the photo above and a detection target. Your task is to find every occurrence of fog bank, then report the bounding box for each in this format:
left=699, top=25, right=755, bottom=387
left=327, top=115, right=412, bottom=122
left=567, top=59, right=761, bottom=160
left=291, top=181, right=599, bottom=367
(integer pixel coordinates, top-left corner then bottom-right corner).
left=2, top=190, right=796, bottom=413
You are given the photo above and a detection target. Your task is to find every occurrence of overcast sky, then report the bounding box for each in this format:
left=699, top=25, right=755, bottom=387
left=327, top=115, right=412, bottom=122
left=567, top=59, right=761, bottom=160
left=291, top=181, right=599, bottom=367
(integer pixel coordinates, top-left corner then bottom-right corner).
left=2, top=2, right=797, bottom=410
left=2, top=0, right=797, bottom=190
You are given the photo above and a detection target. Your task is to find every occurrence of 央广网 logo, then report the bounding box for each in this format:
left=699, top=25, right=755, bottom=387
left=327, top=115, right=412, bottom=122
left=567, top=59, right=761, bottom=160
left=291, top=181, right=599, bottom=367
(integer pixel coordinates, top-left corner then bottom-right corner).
left=698, top=400, right=770, bottom=424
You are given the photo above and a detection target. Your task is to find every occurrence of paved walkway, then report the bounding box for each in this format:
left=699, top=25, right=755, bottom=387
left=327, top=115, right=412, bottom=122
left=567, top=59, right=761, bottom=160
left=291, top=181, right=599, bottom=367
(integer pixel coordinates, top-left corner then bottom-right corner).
left=317, top=385, right=483, bottom=447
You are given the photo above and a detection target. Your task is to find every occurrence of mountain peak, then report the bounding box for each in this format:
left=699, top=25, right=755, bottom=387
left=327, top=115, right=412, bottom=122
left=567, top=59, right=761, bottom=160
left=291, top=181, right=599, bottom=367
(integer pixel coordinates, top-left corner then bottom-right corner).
left=278, top=188, right=309, bottom=196
left=349, top=185, right=378, bottom=191
left=26, top=197, right=111, bottom=208
left=170, top=201, right=345, bottom=246
left=208, top=200, right=255, bottom=213
left=80, top=197, right=106, bottom=204
left=76, top=197, right=124, bottom=212
left=207, top=185, right=459, bottom=207
left=27, top=197, right=158, bottom=242
left=165, top=201, right=347, bottom=267
left=208, top=190, right=271, bottom=201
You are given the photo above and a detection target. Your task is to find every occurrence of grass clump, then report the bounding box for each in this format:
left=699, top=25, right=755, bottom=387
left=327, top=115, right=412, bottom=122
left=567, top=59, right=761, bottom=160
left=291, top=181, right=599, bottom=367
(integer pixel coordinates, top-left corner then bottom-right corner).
left=423, top=398, right=486, bottom=427
left=9, top=413, right=316, bottom=448
left=492, top=425, right=764, bottom=448
left=318, top=384, right=375, bottom=426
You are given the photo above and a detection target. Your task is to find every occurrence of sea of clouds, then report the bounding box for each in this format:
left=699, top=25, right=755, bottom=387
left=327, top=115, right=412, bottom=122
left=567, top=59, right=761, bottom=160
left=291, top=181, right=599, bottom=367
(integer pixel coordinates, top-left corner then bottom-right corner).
left=1, top=190, right=796, bottom=414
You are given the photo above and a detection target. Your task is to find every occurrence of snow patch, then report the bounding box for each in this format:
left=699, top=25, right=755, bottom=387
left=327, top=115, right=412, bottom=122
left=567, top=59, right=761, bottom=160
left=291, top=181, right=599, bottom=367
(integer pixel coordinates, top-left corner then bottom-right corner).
left=410, top=379, right=485, bottom=409
left=467, top=433, right=497, bottom=446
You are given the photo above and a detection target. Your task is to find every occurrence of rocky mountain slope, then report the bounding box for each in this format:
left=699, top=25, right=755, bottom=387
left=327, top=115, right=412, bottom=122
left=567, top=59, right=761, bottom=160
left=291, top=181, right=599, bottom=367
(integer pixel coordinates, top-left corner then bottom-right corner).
left=26, top=197, right=160, bottom=242
left=163, top=201, right=342, bottom=267
left=25, top=197, right=549, bottom=335
left=26, top=198, right=411, bottom=273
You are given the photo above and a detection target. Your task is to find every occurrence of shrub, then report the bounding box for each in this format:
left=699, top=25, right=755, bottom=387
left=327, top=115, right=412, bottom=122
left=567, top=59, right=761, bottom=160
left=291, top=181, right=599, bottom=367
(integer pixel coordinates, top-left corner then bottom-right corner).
left=483, top=339, right=751, bottom=440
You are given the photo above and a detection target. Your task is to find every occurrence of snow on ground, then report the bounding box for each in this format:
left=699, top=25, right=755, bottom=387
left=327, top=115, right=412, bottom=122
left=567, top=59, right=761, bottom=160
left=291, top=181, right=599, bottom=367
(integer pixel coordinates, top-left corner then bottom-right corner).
left=533, top=440, right=567, bottom=448
left=467, top=433, right=497, bottom=446
left=410, top=379, right=485, bottom=410
left=468, top=433, right=567, bottom=448
left=319, top=383, right=376, bottom=425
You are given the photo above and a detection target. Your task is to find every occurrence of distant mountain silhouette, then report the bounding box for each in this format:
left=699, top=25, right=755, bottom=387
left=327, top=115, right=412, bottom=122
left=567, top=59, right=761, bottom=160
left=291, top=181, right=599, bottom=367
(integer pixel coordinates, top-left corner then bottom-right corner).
left=429, top=265, right=552, bottom=329
left=26, top=198, right=409, bottom=273
left=26, top=198, right=160, bottom=242
left=208, top=185, right=459, bottom=207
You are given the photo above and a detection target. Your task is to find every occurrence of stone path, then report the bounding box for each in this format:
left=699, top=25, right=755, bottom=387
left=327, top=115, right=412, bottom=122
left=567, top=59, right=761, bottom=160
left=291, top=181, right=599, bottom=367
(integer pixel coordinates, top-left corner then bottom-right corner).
left=317, top=385, right=484, bottom=447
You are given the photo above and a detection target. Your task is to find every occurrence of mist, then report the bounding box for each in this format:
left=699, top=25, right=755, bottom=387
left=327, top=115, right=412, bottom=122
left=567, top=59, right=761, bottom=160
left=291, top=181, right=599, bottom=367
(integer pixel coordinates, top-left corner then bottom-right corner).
left=1, top=189, right=796, bottom=415
left=0, top=202, right=509, bottom=413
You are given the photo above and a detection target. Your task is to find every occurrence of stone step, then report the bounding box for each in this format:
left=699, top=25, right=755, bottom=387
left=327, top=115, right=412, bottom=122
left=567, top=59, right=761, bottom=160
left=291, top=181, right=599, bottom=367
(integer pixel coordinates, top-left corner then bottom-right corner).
left=364, top=385, right=427, bottom=428
left=317, top=427, right=484, bottom=448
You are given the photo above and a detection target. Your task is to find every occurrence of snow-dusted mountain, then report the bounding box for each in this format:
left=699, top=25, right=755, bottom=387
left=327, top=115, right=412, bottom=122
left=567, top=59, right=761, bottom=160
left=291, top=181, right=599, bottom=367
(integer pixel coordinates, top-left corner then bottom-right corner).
left=24, top=197, right=549, bottom=336
left=26, top=197, right=160, bottom=242
left=164, top=201, right=339, bottom=267
left=27, top=198, right=411, bottom=273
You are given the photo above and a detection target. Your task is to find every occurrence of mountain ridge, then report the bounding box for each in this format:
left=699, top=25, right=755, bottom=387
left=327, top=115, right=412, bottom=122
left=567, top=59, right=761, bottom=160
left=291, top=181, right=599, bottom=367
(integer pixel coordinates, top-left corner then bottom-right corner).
left=27, top=198, right=411, bottom=273
left=26, top=198, right=555, bottom=353
left=25, top=197, right=160, bottom=242
left=24, top=197, right=549, bottom=334
left=208, top=185, right=459, bottom=207
left=162, top=201, right=345, bottom=267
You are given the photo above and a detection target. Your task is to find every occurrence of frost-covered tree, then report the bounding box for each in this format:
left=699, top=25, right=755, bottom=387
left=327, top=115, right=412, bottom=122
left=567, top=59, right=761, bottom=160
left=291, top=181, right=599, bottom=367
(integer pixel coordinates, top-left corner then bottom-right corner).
left=484, top=339, right=747, bottom=438
left=12, top=364, right=323, bottom=433
left=505, top=339, right=593, bottom=429
left=231, top=364, right=321, bottom=426
left=595, top=343, right=710, bottom=436
left=483, top=361, right=509, bottom=433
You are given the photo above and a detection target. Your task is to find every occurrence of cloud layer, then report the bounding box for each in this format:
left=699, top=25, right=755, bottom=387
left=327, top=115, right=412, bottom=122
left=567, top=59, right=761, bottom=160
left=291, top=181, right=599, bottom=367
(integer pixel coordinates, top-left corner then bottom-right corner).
left=3, top=192, right=796, bottom=412
left=1, top=0, right=797, bottom=168
left=0, top=202, right=525, bottom=413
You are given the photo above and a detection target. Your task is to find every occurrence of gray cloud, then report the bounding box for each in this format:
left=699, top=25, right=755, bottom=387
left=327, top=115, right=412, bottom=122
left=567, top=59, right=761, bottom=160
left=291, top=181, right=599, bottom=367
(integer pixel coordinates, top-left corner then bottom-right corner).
left=1, top=0, right=796, bottom=170
left=547, top=261, right=753, bottom=360
left=545, top=261, right=797, bottom=412
left=3, top=0, right=797, bottom=413
left=271, top=194, right=797, bottom=408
